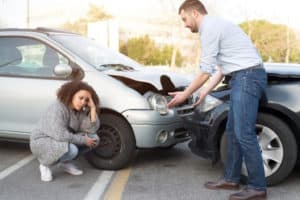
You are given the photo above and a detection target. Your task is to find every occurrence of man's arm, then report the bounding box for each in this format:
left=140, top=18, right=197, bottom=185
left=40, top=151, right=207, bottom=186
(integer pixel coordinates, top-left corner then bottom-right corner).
left=167, top=71, right=210, bottom=108
left=168, top=66, right=224, bottom=108
left=193, top=66, right=224, bottom=106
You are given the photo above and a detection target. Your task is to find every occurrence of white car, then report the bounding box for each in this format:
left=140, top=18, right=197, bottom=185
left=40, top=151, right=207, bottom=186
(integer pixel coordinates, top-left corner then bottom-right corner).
left=0, top=28, right=194, bottom=170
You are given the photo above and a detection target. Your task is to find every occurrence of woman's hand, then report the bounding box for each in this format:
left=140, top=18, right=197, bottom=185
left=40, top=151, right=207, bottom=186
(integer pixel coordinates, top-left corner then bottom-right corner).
left=85, top=133, right=97, bottom=148
left=87, top=94, right=96, bottom=110
left=87, top=94, right=97, bottom=123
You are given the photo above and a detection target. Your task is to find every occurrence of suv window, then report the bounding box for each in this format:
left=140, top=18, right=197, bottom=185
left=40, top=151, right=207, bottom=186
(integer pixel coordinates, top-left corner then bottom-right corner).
left=0, top=37, right=69, bottom=78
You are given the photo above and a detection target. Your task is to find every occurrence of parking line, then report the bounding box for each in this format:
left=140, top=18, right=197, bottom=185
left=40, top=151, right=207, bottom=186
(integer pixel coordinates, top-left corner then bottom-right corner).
left=0, top=154, right=35, bottom=180
left=83, top=170, right=115, bottom=200
left=103, top=167, right=132, bottom=200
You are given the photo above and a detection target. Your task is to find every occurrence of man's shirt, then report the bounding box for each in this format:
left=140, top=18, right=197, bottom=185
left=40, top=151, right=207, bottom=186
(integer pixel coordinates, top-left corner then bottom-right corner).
left=199, top=15, right=262, bottom=75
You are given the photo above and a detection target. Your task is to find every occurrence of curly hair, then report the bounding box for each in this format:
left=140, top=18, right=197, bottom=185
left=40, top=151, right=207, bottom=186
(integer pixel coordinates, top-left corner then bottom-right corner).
left=57, top=81, right=100, bottom=108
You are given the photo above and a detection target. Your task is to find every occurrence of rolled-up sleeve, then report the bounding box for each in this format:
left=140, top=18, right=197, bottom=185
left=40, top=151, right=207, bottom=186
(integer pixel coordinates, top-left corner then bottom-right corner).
left=199, top=23, right=220, bottom=74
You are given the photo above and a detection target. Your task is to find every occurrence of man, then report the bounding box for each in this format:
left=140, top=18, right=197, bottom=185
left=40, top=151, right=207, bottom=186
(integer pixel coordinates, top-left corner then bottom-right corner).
left=167, top=0, right=267, bottom=199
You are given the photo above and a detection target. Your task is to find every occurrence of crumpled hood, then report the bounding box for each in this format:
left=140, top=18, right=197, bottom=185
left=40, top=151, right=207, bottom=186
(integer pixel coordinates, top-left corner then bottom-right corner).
left=105, top=67, right=190, bottom=90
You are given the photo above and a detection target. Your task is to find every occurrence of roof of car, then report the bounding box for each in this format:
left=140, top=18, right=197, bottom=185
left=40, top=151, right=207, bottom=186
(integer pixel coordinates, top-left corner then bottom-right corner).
left=0, top=27, right=78, bottom=36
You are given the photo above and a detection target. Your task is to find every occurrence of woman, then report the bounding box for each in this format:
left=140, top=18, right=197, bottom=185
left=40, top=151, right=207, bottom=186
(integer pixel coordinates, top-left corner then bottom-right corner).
left=30, top=81, right=100, bottom=182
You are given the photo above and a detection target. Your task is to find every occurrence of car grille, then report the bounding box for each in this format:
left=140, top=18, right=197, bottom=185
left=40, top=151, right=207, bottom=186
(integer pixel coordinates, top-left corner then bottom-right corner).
left=176, top=105, right=194, bottom=117
left=174, top=127, right=190, bottom=139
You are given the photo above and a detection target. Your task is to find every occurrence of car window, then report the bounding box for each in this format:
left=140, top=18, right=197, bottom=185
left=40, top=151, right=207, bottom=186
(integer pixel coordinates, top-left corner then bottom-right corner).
left=51, top=35, right=142, bottom=70
left=0, top=37, right=69, bottom=78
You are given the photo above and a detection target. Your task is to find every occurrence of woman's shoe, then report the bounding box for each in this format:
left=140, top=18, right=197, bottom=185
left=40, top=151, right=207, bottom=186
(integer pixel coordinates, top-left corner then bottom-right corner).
left=59, top=162, right=83, bottom=175
left=39, top=164, right=53, bottom=182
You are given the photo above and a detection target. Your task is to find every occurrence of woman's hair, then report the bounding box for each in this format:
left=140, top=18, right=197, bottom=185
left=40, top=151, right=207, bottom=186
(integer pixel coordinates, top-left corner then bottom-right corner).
left=57, top=80, right=100, bottom=108
left=178, top=0, right=208, bottom=15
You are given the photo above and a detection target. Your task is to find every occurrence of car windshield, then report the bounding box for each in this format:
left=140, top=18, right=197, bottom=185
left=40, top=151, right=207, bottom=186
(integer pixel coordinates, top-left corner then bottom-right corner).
left=51, top=34, right=141, bottom=71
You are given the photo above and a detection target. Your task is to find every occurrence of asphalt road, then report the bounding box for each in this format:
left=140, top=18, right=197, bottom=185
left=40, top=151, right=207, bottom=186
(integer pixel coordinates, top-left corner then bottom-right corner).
left=1, top=141, right=300, bottom=200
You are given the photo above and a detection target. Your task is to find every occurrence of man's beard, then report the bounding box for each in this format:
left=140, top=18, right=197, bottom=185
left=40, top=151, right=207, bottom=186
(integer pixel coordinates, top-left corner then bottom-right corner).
left=190, top=27, right=198, bottom=33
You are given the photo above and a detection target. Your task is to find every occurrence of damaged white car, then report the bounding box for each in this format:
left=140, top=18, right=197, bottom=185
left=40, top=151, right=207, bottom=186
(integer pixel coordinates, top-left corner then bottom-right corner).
left=0, top=28, right=194, bottom=170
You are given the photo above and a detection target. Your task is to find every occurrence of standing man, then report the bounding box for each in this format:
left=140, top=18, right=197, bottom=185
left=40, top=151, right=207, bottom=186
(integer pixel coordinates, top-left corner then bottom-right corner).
left=168, top=0, right=267, bottom=199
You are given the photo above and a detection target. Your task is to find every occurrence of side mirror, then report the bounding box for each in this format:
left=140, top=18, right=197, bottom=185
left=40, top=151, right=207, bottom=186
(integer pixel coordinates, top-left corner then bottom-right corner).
left=54, top=64, right=72, bottom=77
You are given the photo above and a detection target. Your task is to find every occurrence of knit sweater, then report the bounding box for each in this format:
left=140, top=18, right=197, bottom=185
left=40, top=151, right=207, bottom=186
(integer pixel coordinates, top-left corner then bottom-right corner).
left=30, top=100, right=100, bottom=165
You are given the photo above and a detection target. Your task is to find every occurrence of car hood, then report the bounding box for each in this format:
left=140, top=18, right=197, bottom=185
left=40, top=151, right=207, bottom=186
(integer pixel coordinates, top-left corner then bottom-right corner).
left=104, top=67, right=190, bottom=90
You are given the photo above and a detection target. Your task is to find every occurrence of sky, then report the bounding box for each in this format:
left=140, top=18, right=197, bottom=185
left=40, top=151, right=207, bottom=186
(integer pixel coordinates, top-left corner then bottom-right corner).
left=0, top=0, right=299, bottom=30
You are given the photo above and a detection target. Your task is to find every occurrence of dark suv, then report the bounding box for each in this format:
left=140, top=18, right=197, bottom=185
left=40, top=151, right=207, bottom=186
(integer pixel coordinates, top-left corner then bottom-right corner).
left=183, top=63, right=300, bottom=186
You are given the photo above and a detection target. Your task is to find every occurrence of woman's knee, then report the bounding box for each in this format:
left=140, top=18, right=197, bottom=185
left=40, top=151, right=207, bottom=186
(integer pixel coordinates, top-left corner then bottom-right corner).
left=59, top=143, right=79, bottom=162
left=68, top=143, right=79, bottom=159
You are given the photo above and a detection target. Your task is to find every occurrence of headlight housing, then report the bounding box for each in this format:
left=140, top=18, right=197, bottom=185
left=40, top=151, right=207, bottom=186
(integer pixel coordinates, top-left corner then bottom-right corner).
left=147, top=93, right=168, bottom=115
left=197, top=95, right=222, bottom=112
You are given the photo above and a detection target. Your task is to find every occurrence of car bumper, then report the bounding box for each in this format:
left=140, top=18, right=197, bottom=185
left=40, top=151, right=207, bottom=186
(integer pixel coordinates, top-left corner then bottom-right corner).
left=183, top=103, right=229, bottom=162
left=122, top=109, right=191, bottom=148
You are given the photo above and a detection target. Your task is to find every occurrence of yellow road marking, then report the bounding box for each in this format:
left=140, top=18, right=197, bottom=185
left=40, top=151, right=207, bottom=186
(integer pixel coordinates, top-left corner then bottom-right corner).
left=103, top=167, right=132, bottom=200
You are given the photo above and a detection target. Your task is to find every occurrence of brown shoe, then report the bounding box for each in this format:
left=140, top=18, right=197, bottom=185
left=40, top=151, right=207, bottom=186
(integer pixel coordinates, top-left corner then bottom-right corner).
left=204, top=179, right=240, bottom=190
left=229, top=189, right=267, bottom=200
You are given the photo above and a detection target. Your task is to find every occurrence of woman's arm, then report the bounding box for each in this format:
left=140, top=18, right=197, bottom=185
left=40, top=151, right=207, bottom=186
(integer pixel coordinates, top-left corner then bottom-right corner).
left=79, top=94, right=100, bottom=133
left=41, top=101, right=86, bottom=145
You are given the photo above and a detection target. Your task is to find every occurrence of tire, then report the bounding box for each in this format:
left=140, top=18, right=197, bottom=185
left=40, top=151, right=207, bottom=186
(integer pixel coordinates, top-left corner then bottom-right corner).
left=86, top=113, right=136, bottom=170
left=220, top=113, right=298, bottom=186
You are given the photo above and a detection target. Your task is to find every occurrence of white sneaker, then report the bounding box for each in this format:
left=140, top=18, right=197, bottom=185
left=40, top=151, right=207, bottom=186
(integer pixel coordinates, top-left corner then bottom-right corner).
left=39, top=164, right=53, bottom=182
left=59, top=162, right=83, bottom=175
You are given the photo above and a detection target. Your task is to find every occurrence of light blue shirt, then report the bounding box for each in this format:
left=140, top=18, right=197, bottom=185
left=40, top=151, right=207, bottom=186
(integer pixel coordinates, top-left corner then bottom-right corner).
left=199, top=16, right=262, bottom=75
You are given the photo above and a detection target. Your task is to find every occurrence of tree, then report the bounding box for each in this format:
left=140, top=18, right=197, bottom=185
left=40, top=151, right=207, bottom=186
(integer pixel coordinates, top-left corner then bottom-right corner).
left=60, top=4, right=111, bottom=36
left=120, top=35, right=183, bottom=66
left=240, top=20, right=300, bottom=63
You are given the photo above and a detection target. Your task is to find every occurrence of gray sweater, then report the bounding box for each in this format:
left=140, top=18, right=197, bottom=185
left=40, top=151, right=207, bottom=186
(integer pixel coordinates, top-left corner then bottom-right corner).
left=30, top=100, right=100, bottom=165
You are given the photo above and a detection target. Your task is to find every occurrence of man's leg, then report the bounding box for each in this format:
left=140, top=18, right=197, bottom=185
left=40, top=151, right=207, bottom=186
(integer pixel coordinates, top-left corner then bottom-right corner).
left=204, top=78, right=242, bottom=191
left=223, top=94, right=243, bottom=183
left=230, top=68, right=267, bottom=200
left=232, top=73, right=266, bottom=190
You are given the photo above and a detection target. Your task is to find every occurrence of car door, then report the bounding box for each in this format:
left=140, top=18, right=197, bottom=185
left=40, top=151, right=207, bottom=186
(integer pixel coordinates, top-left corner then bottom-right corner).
left=0, top=36, right=71, bottom=138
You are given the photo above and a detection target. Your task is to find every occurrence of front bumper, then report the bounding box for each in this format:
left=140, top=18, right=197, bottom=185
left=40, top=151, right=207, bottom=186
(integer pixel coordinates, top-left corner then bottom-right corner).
left=183, top=103, right=229, bottom=162
left=122, top=109, right=191, bottom=148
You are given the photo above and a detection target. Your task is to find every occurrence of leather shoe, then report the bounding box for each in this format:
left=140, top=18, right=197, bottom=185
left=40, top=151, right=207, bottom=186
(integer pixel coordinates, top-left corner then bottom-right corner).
left=204, top=179, right=240, bottom=190
left=229, top=188, right=267, bottom=200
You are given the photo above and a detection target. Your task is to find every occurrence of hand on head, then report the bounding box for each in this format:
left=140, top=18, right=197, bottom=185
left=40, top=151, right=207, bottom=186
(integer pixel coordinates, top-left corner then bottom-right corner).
left=87, top=93, right=96, bottom=109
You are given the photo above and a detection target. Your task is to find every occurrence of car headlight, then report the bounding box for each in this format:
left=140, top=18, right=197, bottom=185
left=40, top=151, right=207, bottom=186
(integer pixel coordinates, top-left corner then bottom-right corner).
left=197, top=95, right=222, bottom=112
left=147, top=94, right=168, bottom=115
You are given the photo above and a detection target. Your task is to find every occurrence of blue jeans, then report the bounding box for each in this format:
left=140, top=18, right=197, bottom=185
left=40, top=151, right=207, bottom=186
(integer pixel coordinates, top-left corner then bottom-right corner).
left=59, top=143, right=88, bottom=162
left=224, top=65, right=267, bottom=191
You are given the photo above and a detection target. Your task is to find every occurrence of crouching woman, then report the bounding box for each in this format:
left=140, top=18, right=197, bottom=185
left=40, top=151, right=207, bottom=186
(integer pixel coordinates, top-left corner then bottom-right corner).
left=30, top=81, right=100, bottom=182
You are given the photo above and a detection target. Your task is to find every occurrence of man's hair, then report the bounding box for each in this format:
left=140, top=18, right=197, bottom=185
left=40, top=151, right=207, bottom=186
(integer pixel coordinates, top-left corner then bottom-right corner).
left=57, top=80, right=100, bottom=108
left=178, top=0, right=208, bottom=15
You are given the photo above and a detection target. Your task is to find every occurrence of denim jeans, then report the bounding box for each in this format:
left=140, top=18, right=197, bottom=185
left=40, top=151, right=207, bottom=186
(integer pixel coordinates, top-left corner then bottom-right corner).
left=59, top=143, right=93, bottom=162
left=224, top=65, right=267, bottom=191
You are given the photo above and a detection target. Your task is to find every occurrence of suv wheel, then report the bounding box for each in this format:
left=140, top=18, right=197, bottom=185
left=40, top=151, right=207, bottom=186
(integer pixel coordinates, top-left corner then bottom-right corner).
left=220, top=113, right=297, bottom=186
left=86, top=113, right=136, bottom=170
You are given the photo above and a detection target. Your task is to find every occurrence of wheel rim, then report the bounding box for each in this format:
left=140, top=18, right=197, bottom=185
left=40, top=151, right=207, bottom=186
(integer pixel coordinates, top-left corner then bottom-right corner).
left=94, top=125, right=121, bottom=159
left=241, top=124, right=284, bottom=177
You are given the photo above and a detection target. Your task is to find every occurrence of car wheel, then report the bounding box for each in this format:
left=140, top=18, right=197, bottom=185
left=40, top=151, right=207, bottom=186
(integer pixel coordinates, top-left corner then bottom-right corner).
left=220, top=113, right=297, bottom=186
left=86, top=113, right=136, bottom=170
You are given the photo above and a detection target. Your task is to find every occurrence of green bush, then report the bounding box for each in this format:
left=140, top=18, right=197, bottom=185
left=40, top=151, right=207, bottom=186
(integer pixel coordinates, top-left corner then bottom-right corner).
left=240, top=20, right=300, bottom=63
left=120, top=35, right=183, bottom=66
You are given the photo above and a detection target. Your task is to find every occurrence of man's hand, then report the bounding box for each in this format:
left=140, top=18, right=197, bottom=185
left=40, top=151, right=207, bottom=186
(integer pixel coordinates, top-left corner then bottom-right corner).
left=192, top=92, right=206, bottom=107
left=167, top=91, right=188, bottom=108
